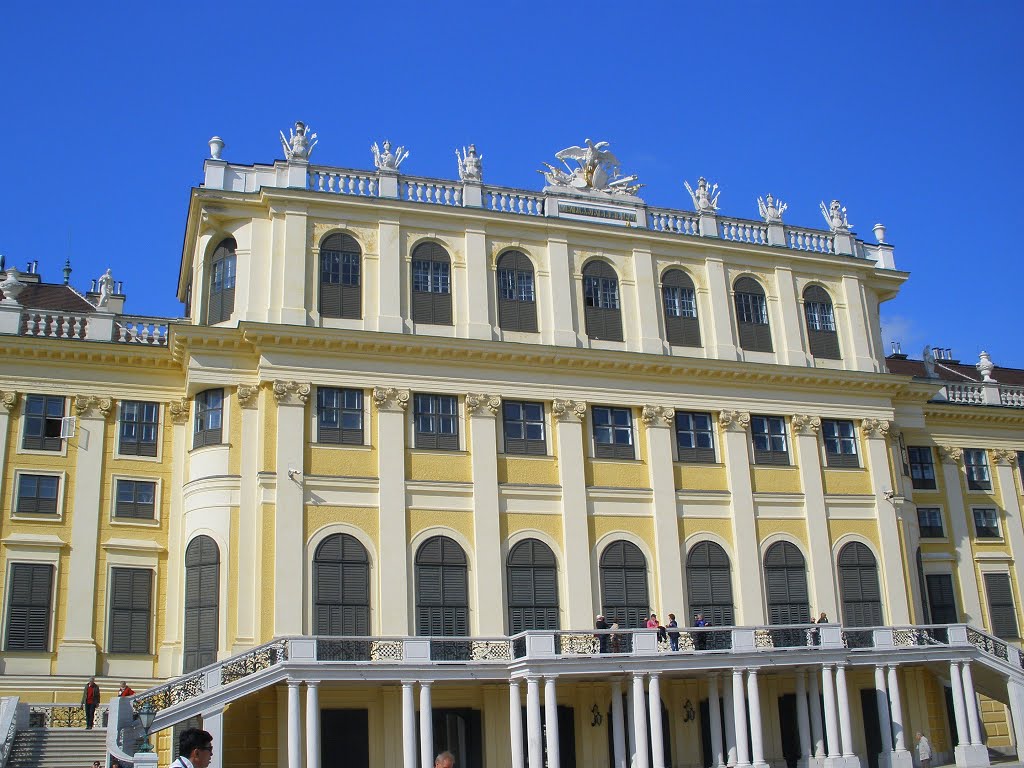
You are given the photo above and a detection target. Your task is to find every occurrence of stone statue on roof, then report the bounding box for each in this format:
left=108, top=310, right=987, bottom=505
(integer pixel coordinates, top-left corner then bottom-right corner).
left=96, top=269, right=116, bottom=309
left=685, top=177, right=720, bottom=213
left=280, top=121, right=318, bottom=161
left=539, top=138, right=643, bottom=197
left=372, top=140, right=409, bottom=173
left=456, top=145, right=483, bottom=182
left=820, top=199, right=851, bottom=233
left=757, top=193, right=787, bottom=223
left=922, top=345, right=938, bottom=378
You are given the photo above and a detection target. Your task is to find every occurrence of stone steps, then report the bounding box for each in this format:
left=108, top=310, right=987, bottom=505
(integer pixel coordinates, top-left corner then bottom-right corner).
left=8, top=727, right=108, bottom=768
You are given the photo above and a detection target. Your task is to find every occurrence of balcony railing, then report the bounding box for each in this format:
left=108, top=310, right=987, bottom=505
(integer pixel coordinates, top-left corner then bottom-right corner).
left=938, top=381, right=1024, bottom=409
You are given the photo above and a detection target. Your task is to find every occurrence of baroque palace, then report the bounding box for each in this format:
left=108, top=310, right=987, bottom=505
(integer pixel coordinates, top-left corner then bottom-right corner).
left=0, top=125, right=1023, bottom=768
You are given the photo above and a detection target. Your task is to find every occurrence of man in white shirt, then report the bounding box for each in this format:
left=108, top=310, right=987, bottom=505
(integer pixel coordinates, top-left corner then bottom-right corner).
left=914, top=732, right=932, bottom=768
left=170, top=727, right=214, bottom=768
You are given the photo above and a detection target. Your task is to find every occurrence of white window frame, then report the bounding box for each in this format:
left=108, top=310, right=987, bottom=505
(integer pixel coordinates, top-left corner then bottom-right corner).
left=498, top=399, right=550, bottom=457
left=588, top=405, right=639, bottom=461
left=190, top=387, right=231, bottom=453
left=310, top=386, right=370, bottom=448
left=16, top=395, right=71, bottom=458
left=114, top=401, right=164, bottom=462
left=102, top=553, right=159, bottom=658
left=915, top=505, right=947, bottom=542
left=972, top=506, right=1003, bottom=541
left=11, top=469, right=67, bottom=522
left=407, top=393, right=466, bottom=452
left=1, top=542, right=62, bottom=658
left=110, top=475, right=163, bottom=527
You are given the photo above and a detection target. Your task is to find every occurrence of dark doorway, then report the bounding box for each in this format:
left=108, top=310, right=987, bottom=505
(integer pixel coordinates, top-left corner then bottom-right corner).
left=944, top=686, right=959, bottom=748
left=322, top=709, right=369, bottom=767
left=700, top=696, right=728, bottom=768
left=861, top=689, right=882, bottom=768
left=778, top=694, right=800, bottom=768
left=430, top=708, right=483, bottom=768
left=524, top=705, right=577, bottom=768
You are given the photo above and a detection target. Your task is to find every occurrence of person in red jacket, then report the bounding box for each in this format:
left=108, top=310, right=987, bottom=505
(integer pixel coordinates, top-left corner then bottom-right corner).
left=81, top=678, right=100, bottom=729
left=117, top=681, right=135, bottom=697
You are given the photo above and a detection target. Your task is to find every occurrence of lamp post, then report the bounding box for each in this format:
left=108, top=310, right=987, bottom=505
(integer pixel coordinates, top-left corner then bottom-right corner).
left=137, top=701, right=156, bottom=753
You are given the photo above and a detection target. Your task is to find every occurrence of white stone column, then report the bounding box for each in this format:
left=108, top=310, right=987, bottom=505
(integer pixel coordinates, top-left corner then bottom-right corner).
left=403, top=682, right=418, bottom=768
left=277, top=209, right=309, bottom=325
left=375, top=387, right=411, bottom=633
left=377, top=220, right=404, bottom=333
left=526, top=677, right=543, bottom=768
left=705, top=258, right=739, bottom=360
left=774, top=266, right=809, bottom=367
left=627, top=675, right=637, bottom=761
left=949, top=662, right=968, bottom=748
left=649, top=673, right=666, bottom=768
left=467, top=393, right=504, bottom=634
left=863, top=421, right=910, bottom=624
left=1006, top=679, right=1024, bottom=761
left=887, top=666, right=907, bottom=753
left=419, top=682, right=434, bottom=768
left=821, top=666, right=840, bottom=760
left=288, top=681, right=302, bottom=768
left=201, top=706, right=224, bottom=768
left=644, top=406, right=685, bottom=616
left=709, top=674, right=725, bottom=768
left=464, top=228, right=492, bottom=339
left=793, top=416, right=838, bottom=619
left=938, top=447, right=983, bottom=624
left=509, top=681, right=525, bottom=768
left=874, top=666, right=894, bottom=755
left=835, top=665, right=854, bottom=759
left=839, top=275, right=878, bottom=372
left=733, top=669, right=751, bottom=768
left=0, top=392, right=16, bottom=532
left=234, top=385, right=260, bottom=650
left=274, top=382, right=309, bottom=635
left=544, top=677, right=562, bottom=768
left=545, top=238, right=580, bottom=347
left=611, top=678, right=627, bottom=768
left=723, top=668, right=738, bottom=766
left=633, top=249, right=665, bottom=354
left=961, top=663, right=983, bottom=746
left=809, top=666, right=825, bottom=758
left=993, top=453, right=1024, bottom=626
left=553, top=399, right=594, bottom=627
left=305, top=682, right=320, bottom=768
left=160, top=397, right=190, bottom=675
left=795, top=670, right=812, bottom=767
left=719, top=412, right=763, bottom=622
left=633, top=674, right=651, bottom=768
left=747, top=669, right=767, bottom=768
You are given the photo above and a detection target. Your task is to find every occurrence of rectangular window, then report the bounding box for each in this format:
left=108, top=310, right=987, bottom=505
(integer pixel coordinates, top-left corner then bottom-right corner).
left=805, top=301, right=836, bottom=332
left=735, top=292, right=768, bottom=324
left=822, top=420, right=859, bottom=468
left=22, top=394, right=64, bottom=451
left=503, top=401, right=546, bottom=455
left=965, top=449, right=992, bottom=491
left=193, top=389, right=224, bottom=449
left=908, top=446, right=937, bottom=490
left=414, top=394, right=459, bottom=450
left=16, top=474, right=59, bottom=515
left=593, top=406, right=635, bottom=460
left=662, top=285, right=697, bottom=318
left=321, top=251, right=360, bottom=286
left=119, top=401, right=160, bottom=457
left=114, top=479, right=156, bottom=520
left=498, top=269, right=535, bottom=302
left=984, top=572, right=1019, bottom=639
left=412, top=260, right=450, bottom=294
left=973, top=507, right=1001, bottom=539
left=108, top=568, right=153, bottom=654
left=917, top=507, right=944, bottom=538
left=5, top=563, right=54, bottom=651
left=751, top=415, right=789, bottom=465
left=584, top=276, right=620, bottom=310
left=317, top=388, right=363, bottom=445
left=675, top=411, right=715, bottom=463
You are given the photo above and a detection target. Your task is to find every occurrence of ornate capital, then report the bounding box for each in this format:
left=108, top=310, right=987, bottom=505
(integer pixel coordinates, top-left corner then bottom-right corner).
left=552, top=398, right=587, bottom=423
left=791, top=414, right=822, bottom=435
left=718, top=410, right=751, bottom=432
left=237, top=384, right=260, bottom=409
left=74, top=395, right=113, bottom=419
left=860, top=418, right=890, bottom=439
left=273, top=380, right=311, bottom=406
left=641, top=405, right=674, bottom=428
left=991, top=449, right=1018, bottom=467
left=466, top=393, right=501, bottom=418
left=372, top=386, right=411, bottom=412
left=168, top=397, right=190, bottom=424
left=938, top=445, right=963, bottom=465
left=0, top=391, right=19, bottom=414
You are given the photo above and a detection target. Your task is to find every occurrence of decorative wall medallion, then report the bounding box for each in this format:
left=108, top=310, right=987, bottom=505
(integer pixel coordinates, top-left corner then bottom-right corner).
left=168, top=398, right=190, bottom=424
left=273, top=380, right=311, bottom=406
left=641, top=405, right=674, bottom=427
left=552, top=399, right=587, bottom=422
left=372, top=386, right=411, bottom=412
left=991, top=449, right=1017, bottom=467
left=237, top=384, right=260, bottom=409
left=860, top=419, right=890, bottom=439
left=791, top=414, right=822, bottom=435
left=0, top=391, right=19, bottom=413
left=74, top=395, right=114, bottom=419
left=466, top=393, right=501, bottom=417
left=938, top=445, right=963, bottom=465
left=718, top=410, right=751, bottom=432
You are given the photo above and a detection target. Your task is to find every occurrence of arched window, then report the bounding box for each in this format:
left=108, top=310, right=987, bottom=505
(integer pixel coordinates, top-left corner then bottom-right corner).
left=686, top=541, right=735, bottom=626
left=320, top=233, right=362, bottom=319
left=496, top=250, right=537, bottom=333
left=207, top=238, right=236, bottom=325
left=583, top=261, right=623, bottom=342
left=506, top=539, right=559, bottom=633
left=763, top=542, right=810, bottom=624
left=803, top=285, right=840, bottom=359
left=184, top=535, right=220, bottom=673
left=411, top=242, right=452, bottom=326
left=313, top=534, right=370, bottom=635
left=415, top=536, right=468, bottom=636
left=599, top=540, right=648, bottom=628
left=838, top=542, right=883, bottom=627
left=661, top=269, right=701, bottom=347
left=733, top=276, right=772, bottom=353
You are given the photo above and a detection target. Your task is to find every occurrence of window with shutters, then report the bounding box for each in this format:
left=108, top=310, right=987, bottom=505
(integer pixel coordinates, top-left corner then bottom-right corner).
left=763, top=542, right=810, bottom=624
left=114, top=479, right=156, bottom=520
left=206, top=239, right=236, bottom=325
left=984, top=572, right=1019, bottom=639
left=733, top=277, right=773, bottom=353
left=506, top=539, right=560, bottom=633
left=496, top=251, right=538, bottom=333
left=414, top=394, right=459, bottom=450
left=582, top=261, right=624, bottom=342
left=183, top=536, right=220, bottom=673
left=675, top=411, right=715, bottom=463
left=502, top=401, right=546, bottom=455
left=837, top=542, right=883, bottom=627
left=822, top=420, right=859, bottom=468
left=22, top=394, right=65, bottom=451
left=917, top=508, right=945, bottom=539
left=592, top=406, right=634, bottom=460
left=686, top=541, right=734, bottom=626
left=193, top=389, right=224, bottom=449
left=599, top=540, right=649, bottom=628
left=108, top=567, right=153, bottom=654
left=965, top=449, right=991, bottom=490
left=661, top=269, right=701, bottom=347
left=15, top=473, right=59, bottom=515
left=908, top=446, right=937, bottom=490
left=415, top=536, right=469, bottom=636
left=973, top=507, right=1001, bottom=539
left=411, top=242, right=453, bottom=326
left=803, top=285, right=841, bottom=359
left=5, top=563, right=53, bottom=651
left=751, top=415, right=789, bottom=465
left=319, top=233, right=362, bottom=319
left=317, top=388, right=363, bottom=445
left=118, top=401, right=160, bottom=457
left=313, top=534, right=370, bottom=636
left=925, top=573, right=958, bottom=624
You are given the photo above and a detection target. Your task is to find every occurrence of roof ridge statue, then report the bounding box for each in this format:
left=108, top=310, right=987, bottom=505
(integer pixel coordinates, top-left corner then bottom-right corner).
left=539, top=139, right=643, bottom=198
left=372, top=140, right=409, bottom=173
left=280, top=121, right=317, bottom=161
left=757, top=193, right=787, bottom=224
left=684, top=177, right=720, bottom=213
left=456, top=144, right=483, bottom=183
left=820, top=199, right=851, bottom=233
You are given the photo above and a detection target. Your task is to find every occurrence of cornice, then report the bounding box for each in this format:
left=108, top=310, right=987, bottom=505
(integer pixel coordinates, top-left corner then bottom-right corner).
left=922, top=404, right=1024, bottom=427
left=0, top=334, right=180, bottom=371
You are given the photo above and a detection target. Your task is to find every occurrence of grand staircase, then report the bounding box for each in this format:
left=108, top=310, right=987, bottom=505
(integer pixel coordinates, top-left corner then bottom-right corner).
left=7, top=727, right=107, bottom=768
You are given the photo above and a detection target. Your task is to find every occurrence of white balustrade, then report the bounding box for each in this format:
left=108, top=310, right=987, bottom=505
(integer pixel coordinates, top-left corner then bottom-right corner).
left=1000, top=385, right=1024, bottom=407
left=116, top=316, right=170, bottom=346
left=21, top=312, right=88, bottom=339
left=485, top=188, right=546, bottom=216
left=719, top=218, right=768, bottom=245
left=403, top=179, right=463, bottom=207
left=648, top=208, right=700, bottom=236
left=309, top=168, right=379, bottom=197
left=945, top=382, right=985, bottom=405
left=785, top=227, right=835, bottom=254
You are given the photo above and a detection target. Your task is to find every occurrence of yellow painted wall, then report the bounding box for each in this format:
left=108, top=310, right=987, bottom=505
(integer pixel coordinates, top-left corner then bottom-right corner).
left=261, top=391, right=276, bottom=473
left=228, top=393, right=242, bottom=476
left=304, top=505, right=380, bottom=552
left=822, top=468, right=872, bottom=495
left=586, top=459, right=649, bottom=488
left=499, top=513, right=564, bottom=549
left=497, top=456, right=558, bottom=485
left=589, top=515, right=654, bottom=554
left=223, top=688, right=277, bottom=768
left=827, top=519, right=880, bottom=549
left=751, top=466, right=802, bottom=494
left=259, top=504, right=276, bottom=643
left=756, top=518, right=809, bottom=547
left=407, top=508, right=474, bottom=543
left=980, top=695, right=1012, bottom=749
left=405, top=450, right=472, bottom=483
left=680, top=517, right=734, bottom=548
left=307, top=446, right=377, bottom=478
left=674, top=463, right=728, bottom=491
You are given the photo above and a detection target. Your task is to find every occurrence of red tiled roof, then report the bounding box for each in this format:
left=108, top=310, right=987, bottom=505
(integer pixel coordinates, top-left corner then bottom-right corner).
left=885, top=356, right=1024, bottom=386
left=0, top=283, right=96, bottom=313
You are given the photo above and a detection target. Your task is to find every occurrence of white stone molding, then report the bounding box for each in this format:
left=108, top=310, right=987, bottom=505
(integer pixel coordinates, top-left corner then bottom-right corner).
left=237, top=384, right=260, bottom=409
left=74, top=395, right=114, bottom=419
left=373, top=386, right=411, bottom=412
left=860, top=418, right=890, bottom=439
left=466, top=392, right=501, bottom=418
left=717, top=410, right=750, bottom=432
left=273, top=380, right=311, bottom=406
left=991, top=449, right=1017, bottom=467
left=0, top=391, right=19, bottom=413
left=552, top=398, right=587, bottom=423
left=641, top=404, right=674, bottom=428
left=168, top=397, right=190, bottom=424
left=939, top=445, right=964, bottom=465
left=791, top=414, right=822, bottom=435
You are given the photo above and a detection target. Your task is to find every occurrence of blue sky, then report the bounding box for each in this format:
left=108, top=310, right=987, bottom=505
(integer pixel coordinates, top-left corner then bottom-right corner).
left=2, top=3, right=1022, bottom=366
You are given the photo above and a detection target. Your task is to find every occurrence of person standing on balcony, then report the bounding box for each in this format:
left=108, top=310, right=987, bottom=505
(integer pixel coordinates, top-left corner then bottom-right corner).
left=170, top=727, right=215, bottom=768
left=915, top=732, right=931, bottom=768
left=595, top=614, right=610, bottom=653
left=693, top=613, right=709, bottom=651
left=667, top=613, right=680, bottom=651
left=81, top=677, right=100, bottom=729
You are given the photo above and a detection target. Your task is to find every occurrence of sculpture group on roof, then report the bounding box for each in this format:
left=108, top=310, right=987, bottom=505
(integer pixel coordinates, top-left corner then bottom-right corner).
left=280, top=121, right=317, bottom=161
left=539, top=139, right=643, bottom=197
left=371, top=140, right=409, bottom=173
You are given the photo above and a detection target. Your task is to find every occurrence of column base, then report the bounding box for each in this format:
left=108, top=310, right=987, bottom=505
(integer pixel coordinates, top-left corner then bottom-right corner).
left=889, top=750, right=912, bottom=768
left=797, top=757, right=826, bottom=768
left=875, top=753, right=892, bottom=768
left=955, top=744, right=990, bottom=767
left=55, top=641, right=97, bottom=675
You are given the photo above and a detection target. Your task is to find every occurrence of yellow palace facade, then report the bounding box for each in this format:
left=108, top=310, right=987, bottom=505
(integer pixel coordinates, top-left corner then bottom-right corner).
left=0, top=129, right=1023, bottom=768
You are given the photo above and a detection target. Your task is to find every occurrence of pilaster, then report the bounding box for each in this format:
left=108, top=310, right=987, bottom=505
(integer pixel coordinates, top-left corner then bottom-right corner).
left=642, top=406, right=685, bottom=617
left=719, top=411, right=763, bottom=622
left=464, top=229, right=492, bottom=339
left=374, top=386, right=411, bottom=633
left=160, top=397, right=190, bottom=675
left=273, top=381, right=310, bottom=636
left=992, top=452, right=1024, bottom=610
left=377, top=220, right=404, bottom=333
left=840, top=276, right=877, bottom=372
left=467, top=393, right=504, bottom=634
left=633, top=249, right=664, bottom=354
left=774, top=266, right=810, bottom=366
left=234, top=384, right=261, bottom=650
left=553, top=399, right=593, bottom=627
left=0, top=392, right=18, bottom=516
left=938, top=446, right=983, bottom=624
left=793, top=415, right=838, bottom=619
left=705, top=259, right=739, bottom=360
left=546, top=238, right=579, bottom=347
left=278, top=208, right=309, bottom=325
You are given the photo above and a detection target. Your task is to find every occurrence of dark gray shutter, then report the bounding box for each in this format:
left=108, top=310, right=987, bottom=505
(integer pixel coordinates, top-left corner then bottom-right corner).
left=661, top=269, right=701, bottom=347
left=415, top=536, right=468, bottom=636
left=763, top=542, right=810, bottom=624
left=824, top=420, right=860, bottom=469
left=734, top=277, right=773, bottom=352
left=109, top=568, right=152, bottom=654
left=184, top=535, right=220, bottom=672
left=583, top=261, right=624, bottom=342
left=926, top=574, right=958, bottom=624
left=599, top=541, right=649, bottom=628
left=837, top=543, right=883, bottom=627
left=984, top=573, right=1019, bottom=639
left=5, top=563, right=53, bottom=651
left=496, top=251, right=538, bottom=333
left=507, top=539, right=560, bottom=633
left=206, top=239, right=236, bottom=325
left=411, top=243, right=452, bottom=326
left=686, top=541, right=735, bottom=626
left=314, top=534, right=370, bottom=636
left=804, top=285, right=842, bottom=360
left=320, top=233, right=362, bottom=320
